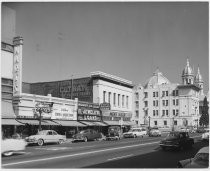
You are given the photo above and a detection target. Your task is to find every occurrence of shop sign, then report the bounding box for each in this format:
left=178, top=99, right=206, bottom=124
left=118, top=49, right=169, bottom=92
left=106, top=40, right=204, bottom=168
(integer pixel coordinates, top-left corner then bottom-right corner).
left=78, top=102, right=99, bottom=109
left=100, top=103, right=111, bottom=110
left=78, top=108, right=100, bottom=116
left=110, top=112, right=132, bottom=118
left=33, top=102, right=54, bottom=119
left=51, top=106, right=76, bottom=120
left=78, top=115, right=101, bottom=121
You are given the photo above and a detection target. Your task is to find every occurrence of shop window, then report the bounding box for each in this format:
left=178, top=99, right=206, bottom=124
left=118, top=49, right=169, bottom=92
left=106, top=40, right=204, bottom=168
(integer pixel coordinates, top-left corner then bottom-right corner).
left=103, top=91, right=106, bottom=103
left=154, top=121, right=157, bottom=125
left=164, top=121, right=167, bottom=126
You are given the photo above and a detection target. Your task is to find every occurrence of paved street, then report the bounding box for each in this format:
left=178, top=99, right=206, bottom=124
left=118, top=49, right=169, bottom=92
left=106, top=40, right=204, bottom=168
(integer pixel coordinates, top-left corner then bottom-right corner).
left=2, top=133, right=207, bottom=169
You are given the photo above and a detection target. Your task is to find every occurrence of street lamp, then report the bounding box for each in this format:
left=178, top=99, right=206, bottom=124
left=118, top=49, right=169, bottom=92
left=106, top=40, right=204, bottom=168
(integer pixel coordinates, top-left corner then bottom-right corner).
left=71, top=75, right=73, bottom=99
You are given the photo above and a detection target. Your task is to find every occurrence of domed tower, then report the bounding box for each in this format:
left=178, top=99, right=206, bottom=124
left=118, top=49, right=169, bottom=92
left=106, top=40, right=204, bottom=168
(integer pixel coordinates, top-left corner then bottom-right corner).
left=182, top=58, right=194, bottom=85
left=195, top=66, right=204, bottom=95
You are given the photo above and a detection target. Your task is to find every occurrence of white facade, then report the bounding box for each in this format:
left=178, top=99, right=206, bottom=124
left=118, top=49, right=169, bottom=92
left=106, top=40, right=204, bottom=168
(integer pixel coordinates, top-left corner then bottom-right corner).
left=133, top=61, right=202, bottom=129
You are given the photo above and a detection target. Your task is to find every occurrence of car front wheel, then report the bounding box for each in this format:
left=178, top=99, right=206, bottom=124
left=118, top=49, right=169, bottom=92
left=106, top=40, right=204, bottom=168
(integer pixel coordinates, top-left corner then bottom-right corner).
left=58, top=139, right=64, bottom=144
left=37, top=139, right=44, bottom=146
left=83, top=137, right=88, bottom=142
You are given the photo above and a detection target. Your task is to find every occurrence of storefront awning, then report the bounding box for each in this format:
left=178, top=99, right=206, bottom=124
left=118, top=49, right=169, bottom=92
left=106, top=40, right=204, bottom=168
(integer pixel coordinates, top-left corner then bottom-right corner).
left=43, top=120, right=60, bottom=126
left=1, top=118, right=24, bottom=125
left=123, top=121, right=136, bottom=126
left=94, top=122, right=108, bottom=126
left=53, top=120, right=86, bottom=127
left=104, top=121, right=120, bottom=126
left=16, top=119, right=50, bottom=125
left=79, top=121, right=96, bottom=126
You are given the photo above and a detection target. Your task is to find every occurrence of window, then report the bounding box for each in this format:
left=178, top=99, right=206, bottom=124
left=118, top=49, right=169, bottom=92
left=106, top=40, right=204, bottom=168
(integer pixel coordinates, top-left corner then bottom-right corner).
left=153, top=110, right=155, bottom=116
left=172, top=90, right=175, bottom=96
left=122, top=95, right=125, bottom=107
left=153, top=92, right=155, bottom=97
left=135, top=101, right=139, bottom=108
left=144, top=101, right=148, bottom=107
left=176, top=90, right=179, bottom=96
left=156, top=110, right=159, bottom=116
left=162, top=110, right=165, bottom=116
left=126, top=96, right=129, bottom=108
left=164, top=121, right=167, bottom=126
left=176, top=109, right=179, bottom=116
left=103, top=91, right=106, bottom=103
left=173, top=109, right=176, bottom=115
left=173, top=99, right=175, bottom=105
left=162, top=91, right=165, bottom=97
left=153, top=101, right=156, bottom=106
left=113, top=93, right=116, bottom=106
left=135, top=93, right=139, bottom=100
left=145, top=109, right=148, bottom=116
left=156, top=92, right=158, bottom=97
left=135, top=110, right=139, bottom=117
left=156, top=100, right=158, bottom=106
left=166, top=100, right=168, bottom=106
left=166, top=91, right=168, bottom=96
left=154, top=121, right=157, bottom=125
left=144, top=92, right=148, bottom=98
left=118, top=94, right=120, bottom=107
left=166, top=110, right=168, bottom=116
left=162, top=100, right=165, bottom=106
left=176, top=99, right=179, bottom=106
left=174, top=120, right=177, bottom=125
left=108, top=92, right=111, bottom=103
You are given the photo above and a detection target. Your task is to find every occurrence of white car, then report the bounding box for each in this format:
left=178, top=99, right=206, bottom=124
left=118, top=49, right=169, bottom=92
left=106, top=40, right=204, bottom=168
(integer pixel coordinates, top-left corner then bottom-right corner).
left=177, top=146, right=209, bottom=168
left=2, top=138, right=27, bottom=156
left=123, top=128, right=147, bottom=138
left=25, top=130, right=66, bottom=146
left=202, top=129, right=209, bottom=141
left=149, top=128, right=161, bottom=137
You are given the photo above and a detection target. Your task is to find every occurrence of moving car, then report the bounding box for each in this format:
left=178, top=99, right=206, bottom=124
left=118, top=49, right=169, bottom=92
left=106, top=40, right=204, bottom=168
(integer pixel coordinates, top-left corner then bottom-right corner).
left=25, top=130, right=66, bottom=146
left=2, top=138, right=27, bottom=156
left=201, top=128, right=209, bottom=141
left=159, top=131, right=194, bottom=151
left=177, top=146, right=209, bottom=168
left=148, top=127, right=161, bottom=137
left=123, top=127, right=147, bottom=138
left=72, top=129, right=102, bottom=142
left=106, top=126, right=122, bottom=140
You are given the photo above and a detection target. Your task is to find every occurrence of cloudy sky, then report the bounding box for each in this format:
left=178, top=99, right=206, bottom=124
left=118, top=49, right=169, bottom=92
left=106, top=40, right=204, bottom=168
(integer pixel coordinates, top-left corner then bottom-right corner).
left=4, top=2, right=209, bottom=93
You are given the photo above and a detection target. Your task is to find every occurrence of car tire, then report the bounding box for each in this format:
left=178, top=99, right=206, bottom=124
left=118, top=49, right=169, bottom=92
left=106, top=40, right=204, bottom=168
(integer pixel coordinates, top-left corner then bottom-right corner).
left=83, top=137, right=88, bottom=142
left=37, top=139, right=44, bottom=146
left=3, top=151, right=13, bottom=157
left=58, top=139, right=64, bottom=144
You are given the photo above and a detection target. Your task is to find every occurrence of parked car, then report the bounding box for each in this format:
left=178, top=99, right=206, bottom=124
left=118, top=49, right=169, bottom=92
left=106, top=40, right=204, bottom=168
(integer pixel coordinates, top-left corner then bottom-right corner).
left=159, top=131, right=194, bottom=151
left=123, top=127, right=147, bottom=138
left=2, top=138, right=27, bottom=156
left=180, top=127, right=190, bottom=132
left=25, top=130, right=66, bottom=146
left=201, top=128, right=209, bottom=141
left=148, top=127, right=161, bottom=137
left=196, top=127, right=206, bottom=133
left=106, top=126, right=122, bottom=140
left=72, top=129, right=102, bottom=142
left=177, top=146, right=209, bottom=168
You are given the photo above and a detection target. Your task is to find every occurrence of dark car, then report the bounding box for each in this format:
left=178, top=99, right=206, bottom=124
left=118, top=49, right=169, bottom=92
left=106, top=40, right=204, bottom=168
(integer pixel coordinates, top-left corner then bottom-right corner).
left=72, top=129, right=102, bottom=142
left=106, top=126, right=122, bottom=140
left=159, top=131, right=194, bottom=151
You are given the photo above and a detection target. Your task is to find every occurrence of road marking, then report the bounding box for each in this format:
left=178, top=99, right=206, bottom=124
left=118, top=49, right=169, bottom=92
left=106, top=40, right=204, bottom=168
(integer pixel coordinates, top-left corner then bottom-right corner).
left=2, top=141, right=159, bottom=167
left=107, top=154, right=133, bottom=161
left=35, top=147, right=69, bottom=151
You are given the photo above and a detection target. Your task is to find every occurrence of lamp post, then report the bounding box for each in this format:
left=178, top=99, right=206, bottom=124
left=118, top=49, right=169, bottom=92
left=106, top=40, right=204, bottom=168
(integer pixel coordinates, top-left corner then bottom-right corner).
left=71, top=75, right=73, bottom=99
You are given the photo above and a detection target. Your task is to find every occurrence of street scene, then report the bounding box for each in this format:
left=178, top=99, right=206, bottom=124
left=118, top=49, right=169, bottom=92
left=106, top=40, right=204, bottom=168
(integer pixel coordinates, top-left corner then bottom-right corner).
left=1, top=2, right=209, bottom=169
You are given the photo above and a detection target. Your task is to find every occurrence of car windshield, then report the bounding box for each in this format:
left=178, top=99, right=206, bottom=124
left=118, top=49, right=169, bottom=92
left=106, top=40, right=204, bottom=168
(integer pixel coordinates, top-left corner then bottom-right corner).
left=167, top=132, right=179, bottom=138
left=193, top=153, right=209, bottom=163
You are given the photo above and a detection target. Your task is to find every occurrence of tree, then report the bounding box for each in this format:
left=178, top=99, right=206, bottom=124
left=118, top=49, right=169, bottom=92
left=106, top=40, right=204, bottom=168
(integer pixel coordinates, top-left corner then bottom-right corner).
left=199, top=96, right=209, bottom=127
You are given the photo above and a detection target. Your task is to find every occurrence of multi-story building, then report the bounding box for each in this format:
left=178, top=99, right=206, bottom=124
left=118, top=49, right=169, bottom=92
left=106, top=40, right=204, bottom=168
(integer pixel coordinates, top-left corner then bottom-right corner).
left=133, top=59, right=203, bottom=130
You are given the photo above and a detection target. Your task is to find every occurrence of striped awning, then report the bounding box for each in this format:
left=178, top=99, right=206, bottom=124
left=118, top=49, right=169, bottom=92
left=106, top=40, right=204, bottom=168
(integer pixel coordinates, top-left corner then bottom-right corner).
left=80, top=121, right=96, bottom=126
left=94, top=122, right=108, bottom=126
left=104, top=121, right=120, bottom=126
left=16, top=119, right=50, bottom=125
left=53, top=120, right=86, bottom=127
left=1, top=118, right=24, bottom=125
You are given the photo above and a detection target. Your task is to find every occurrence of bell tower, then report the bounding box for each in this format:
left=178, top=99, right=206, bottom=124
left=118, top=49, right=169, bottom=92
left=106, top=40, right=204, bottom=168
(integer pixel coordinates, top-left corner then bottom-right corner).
left=195, top=66, right=204, bottom=95
left=182, top=58, right=194, bottom=85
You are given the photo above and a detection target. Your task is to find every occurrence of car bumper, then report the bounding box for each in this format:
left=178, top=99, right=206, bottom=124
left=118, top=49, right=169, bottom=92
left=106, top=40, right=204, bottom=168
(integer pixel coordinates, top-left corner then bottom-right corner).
left=159, top=143, right=179, bottom=148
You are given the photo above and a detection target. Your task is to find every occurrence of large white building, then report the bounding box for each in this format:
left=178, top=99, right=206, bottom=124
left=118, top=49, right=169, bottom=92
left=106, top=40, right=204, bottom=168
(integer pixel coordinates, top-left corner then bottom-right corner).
left=133, top=59, right=204, bottom=129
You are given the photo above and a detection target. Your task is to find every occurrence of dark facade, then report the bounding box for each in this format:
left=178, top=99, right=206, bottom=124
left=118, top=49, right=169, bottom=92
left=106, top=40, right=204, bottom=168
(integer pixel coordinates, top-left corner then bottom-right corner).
left=27, top=77, right=93, bottom=102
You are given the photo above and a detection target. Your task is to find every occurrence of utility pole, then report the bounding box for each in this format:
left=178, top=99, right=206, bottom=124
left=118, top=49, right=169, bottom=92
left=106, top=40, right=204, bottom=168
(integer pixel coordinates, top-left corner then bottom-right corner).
left=71, top=75, right=73, bottom=99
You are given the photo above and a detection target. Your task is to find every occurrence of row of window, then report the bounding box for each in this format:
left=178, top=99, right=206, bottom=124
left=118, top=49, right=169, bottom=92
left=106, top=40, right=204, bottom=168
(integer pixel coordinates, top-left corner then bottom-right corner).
left=154, top=120, right=178, bottom=126
left=141, top=90, right=179, bottom=99
left=103, top=91, right=129, bottom=108
left=142, top=99, right=179, bottom=108
left=152, top=109, right=179, bottom=116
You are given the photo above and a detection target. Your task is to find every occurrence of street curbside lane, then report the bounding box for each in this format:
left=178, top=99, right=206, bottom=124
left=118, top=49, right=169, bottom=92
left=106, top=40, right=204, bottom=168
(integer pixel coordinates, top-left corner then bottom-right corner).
left=2, top=135, right=201, bottom=167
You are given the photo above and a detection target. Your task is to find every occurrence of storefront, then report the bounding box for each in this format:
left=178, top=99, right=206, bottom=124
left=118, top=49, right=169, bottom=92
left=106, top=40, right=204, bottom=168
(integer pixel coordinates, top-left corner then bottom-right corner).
left=77, top=101, right=107, bottom=133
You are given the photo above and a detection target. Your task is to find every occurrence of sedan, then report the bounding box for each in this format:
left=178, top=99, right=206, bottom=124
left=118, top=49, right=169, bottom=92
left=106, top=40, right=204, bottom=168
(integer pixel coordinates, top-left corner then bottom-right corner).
left=72, top=129, right=102, bottom=142
left=177, top=146, right=209, bottom=168
left=25, top=130, right=66, bottom=146
left=149, top=128, right=161, bottom=137
left=2, top=138, right=27, bottom=156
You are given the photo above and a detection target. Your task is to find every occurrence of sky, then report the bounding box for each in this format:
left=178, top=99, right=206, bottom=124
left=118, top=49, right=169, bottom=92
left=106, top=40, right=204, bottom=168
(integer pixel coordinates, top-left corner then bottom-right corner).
left=3, top=2, right=209, bottom=94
